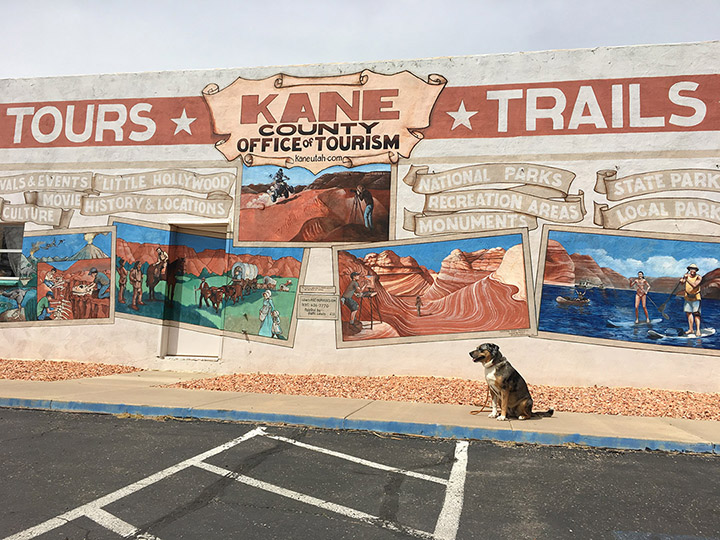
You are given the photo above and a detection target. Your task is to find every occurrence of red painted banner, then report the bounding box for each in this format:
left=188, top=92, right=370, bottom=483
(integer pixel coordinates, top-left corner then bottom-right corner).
left=1, top=74, right=719, bottom=152
left=0, top=97, right=216, bottom=148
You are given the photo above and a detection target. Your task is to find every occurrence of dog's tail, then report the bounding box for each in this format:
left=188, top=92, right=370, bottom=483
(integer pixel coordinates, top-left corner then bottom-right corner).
left=534, top=408, right=554, bottom=418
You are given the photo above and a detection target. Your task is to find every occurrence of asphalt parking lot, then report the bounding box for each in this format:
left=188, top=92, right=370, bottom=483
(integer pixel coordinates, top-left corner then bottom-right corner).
left=2, top=409, right=718, bottom=540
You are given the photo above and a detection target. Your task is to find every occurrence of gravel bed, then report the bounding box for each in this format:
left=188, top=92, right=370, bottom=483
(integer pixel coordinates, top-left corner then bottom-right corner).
left=0, top=359, right=141, bottom=381
left=168, top=373, right=720, bottom=422
left=1, top=359, right=716, bottom=421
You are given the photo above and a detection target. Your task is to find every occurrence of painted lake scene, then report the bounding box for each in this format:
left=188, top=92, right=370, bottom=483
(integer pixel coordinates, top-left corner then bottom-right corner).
left=538, top=229, right=720, bottom=352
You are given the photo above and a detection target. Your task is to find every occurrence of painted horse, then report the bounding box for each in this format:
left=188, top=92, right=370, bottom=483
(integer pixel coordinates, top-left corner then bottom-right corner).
left=146, top=257, right=185, bottom=301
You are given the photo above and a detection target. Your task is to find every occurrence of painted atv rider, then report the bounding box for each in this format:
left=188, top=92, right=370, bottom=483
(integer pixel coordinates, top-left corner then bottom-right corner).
left=268, top=168, right=294, bottom=203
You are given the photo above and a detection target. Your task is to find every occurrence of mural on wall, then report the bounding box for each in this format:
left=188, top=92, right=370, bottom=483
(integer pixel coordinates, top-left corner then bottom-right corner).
left=333, top=230, right=535, bottom=347
left=401, top=163, right=585, bottom=237
left=0, top=169, right=235, bottom=228
left=223, top=244, right=306, bottom=344
left=0, top=227, right=114, bottom=325
left=3, top=44, right=720, bottom=392
left=237, top=163, right=391, bottom=244
left=537, top=226, right=720, bottom=355
left=113, top=218, right=306, bottom=345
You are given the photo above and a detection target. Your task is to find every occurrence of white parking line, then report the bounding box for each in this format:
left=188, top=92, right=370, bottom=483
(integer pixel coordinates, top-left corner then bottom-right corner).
left=195, top=460, right=437, bottom=540
left=84, top=507, right=161, bottom=540
left=3, top=427, right=265, bottom=540
left=3, top=427, right=469, bottom=540
left=433, top=440, right=469, bottom=540
left=263, top=430, right=449, bottom=485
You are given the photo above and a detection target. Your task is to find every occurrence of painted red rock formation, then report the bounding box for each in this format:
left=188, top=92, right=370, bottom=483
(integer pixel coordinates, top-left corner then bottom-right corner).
left=570, top=254, right=631, bottom=288
left=542, top=240, right=575, bottom=285
left=423, top=248, right=504, bottom=301
left=601, top=267, right=630, bottom=289
left=239, top=186, right=390, bottom=243
left=116, top=239, right=301, bottom=277
left=338, top=249, right=529, bottom=340
left=569, top=254, right=607, bottom=286
left=362, top=250, right=434, bottom=296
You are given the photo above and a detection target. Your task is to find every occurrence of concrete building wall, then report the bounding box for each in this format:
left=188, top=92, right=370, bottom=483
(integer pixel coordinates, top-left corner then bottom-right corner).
left=1, top=42, right=719, bottom=392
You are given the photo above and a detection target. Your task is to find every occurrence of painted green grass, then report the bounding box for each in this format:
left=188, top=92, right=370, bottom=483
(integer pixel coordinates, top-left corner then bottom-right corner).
left=116, top=274, right=298, bottom=340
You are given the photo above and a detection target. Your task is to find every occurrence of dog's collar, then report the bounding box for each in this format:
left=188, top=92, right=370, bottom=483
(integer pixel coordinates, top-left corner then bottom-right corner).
left=482, top=356, right=506, bottom=368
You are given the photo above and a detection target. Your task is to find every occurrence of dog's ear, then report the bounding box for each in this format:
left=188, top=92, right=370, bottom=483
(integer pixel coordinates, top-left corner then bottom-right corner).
left=486, top=343, right=500, bottom=358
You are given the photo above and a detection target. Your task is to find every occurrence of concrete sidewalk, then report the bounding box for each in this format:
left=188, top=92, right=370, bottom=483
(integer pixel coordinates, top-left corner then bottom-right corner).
left=0, top=370, right=717, bottom=454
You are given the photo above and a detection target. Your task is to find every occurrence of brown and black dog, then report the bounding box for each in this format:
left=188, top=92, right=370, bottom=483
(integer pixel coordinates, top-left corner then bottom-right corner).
left=470, top=343, right=553, bottom=421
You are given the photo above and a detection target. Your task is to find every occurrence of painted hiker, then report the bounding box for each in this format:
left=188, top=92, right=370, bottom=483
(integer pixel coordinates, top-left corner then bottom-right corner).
left=680, top=263, right=702, bottom=336
left=629, top=271, right=651, bottom=323
left=341, top=272, right=364, bottom=329
left=353, top=185, right=374, bottom=230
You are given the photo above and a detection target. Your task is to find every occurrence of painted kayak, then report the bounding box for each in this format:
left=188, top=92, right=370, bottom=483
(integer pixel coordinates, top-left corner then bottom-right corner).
left=556, top=296, right=589, bottom=306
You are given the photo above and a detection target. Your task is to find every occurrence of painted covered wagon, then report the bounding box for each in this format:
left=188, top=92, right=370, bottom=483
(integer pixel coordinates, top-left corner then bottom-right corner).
left=224, top=262, right=259, bottom=303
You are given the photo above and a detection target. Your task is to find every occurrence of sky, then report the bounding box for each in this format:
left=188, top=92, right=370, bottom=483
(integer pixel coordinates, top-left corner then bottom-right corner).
left=1, top=1, right=719, bottom=79
left=24, top=231, right=112, bottom=259
left=549, top=230, right=720, bottom=278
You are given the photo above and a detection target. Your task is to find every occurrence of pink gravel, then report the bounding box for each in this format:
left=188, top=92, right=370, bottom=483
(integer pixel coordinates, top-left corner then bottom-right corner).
left=167, top=373, right=720, bottom=422
left=0, top=359, right=141, bottom=381
left=1, top=359, right=717, bottom=422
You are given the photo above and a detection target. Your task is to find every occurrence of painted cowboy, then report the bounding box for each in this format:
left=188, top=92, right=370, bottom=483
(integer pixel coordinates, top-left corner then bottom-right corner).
left=129, top=261, right=144, bottom=310
left=156, top=247, right=169, bottom=275
left=117, top=258, right=128, bottom=304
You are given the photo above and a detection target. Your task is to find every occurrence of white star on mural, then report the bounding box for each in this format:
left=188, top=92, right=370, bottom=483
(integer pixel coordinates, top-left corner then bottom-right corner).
left=447, top=101, right=478, bottom=131
left=171, top=109, right=196, bottom=135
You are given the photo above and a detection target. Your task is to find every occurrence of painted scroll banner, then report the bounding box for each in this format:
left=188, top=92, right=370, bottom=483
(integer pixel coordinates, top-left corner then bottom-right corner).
left=594, top=198, right=720, bottom=229
left=594, top=168, right=720, bottom=229
left=422, top=188, right=585, bottom=219
left=0, top=172, right=93, bottom=194
left=403, top=164, right=577, bottom=195
left=0, top=199, right=73, bottom=227
left=402, top=163, right=583, bottom=236
left=26, top=191, right=84, bottom=209
left=595, top=168, right=720, bottom=201
left=403, top=208, right=538, bottom=235
left=93, top=170, right=236, bottom=194
left=202, top=70, right=447, bottom=174
left=80, top=192, right=233, bottom=218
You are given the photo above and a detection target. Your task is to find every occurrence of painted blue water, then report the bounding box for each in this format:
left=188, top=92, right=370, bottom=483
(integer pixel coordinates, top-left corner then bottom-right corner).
left=538, top=285, right=720, bottom=350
